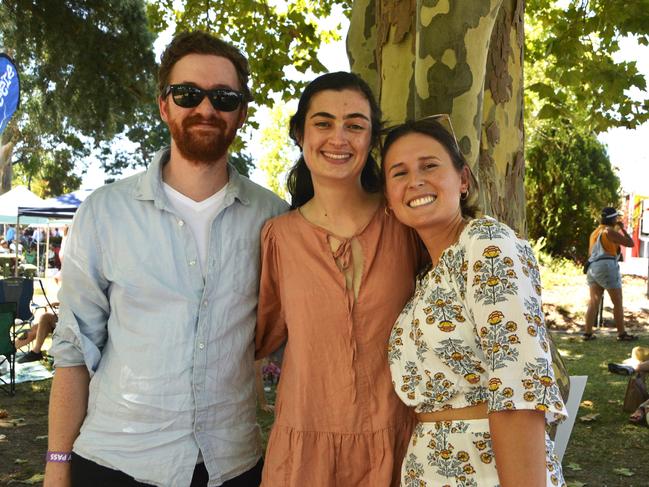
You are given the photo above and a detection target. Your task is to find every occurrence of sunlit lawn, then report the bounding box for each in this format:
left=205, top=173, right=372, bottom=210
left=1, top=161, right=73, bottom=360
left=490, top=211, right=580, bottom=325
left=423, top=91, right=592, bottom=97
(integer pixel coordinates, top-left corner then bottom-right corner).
left=555, top=332, right=648, bottom=487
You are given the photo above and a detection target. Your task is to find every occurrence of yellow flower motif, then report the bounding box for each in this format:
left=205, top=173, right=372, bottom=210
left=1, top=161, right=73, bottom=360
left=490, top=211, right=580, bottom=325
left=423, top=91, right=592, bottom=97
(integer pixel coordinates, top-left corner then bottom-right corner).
left=503, top=387, right=514, bottom=398
left=523, top=391, right=536, bottom=402
left=488, top=378, right=502, bottom=391
left=539, top=375, right=554, bottom=388
left=456, top=451, right=470, bottom=462
left=438, top=320, right=456, bottom=332
left=503, top=257, right=514, bottom=266
left=487, top=310, right=504, bottom=325
left=464, top=373, right=480, bottom=384
left=474, top=440, right=487, bottom=450
left=440, top=449, right=452, bottom=460
left=527, top=325, right=538, bottom=337
left=508, top=335, right=520, bottom=344
left=434, top=372, right=445, bottom=381
left=535, top=403, right=549, bottom=412
left=463, top=464, right=476, bottom=474
left=480, top=452, right=493, bottom=464
left=435, top=298, right=446, bottom=308
left=426, top=315, right=435, bottom=325
left=407, top=391, right=415, bottom=400
left=451, top=351, right=463, bottom=361
left=505, top=321, right=517, bottom=332
left=483, top=245, right=501, bottom=258
left=473, top=261, right=483, bottom=272
left=504, top=400, right=514, bottom=409
left=554, top=401, right=564, bottom=410
left=487, top=276, right=500, bottom=287
left=480, top=327, right=488, bottom=338
left=506, top=269, right=516, bottom=278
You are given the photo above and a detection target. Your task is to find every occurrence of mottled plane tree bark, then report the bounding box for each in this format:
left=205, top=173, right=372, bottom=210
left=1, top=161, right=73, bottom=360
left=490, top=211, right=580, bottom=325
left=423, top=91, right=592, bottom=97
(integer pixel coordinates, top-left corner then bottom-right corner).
left=347, top=0, right=571, bottom=402
left=348, top=0, right=526, bottom=233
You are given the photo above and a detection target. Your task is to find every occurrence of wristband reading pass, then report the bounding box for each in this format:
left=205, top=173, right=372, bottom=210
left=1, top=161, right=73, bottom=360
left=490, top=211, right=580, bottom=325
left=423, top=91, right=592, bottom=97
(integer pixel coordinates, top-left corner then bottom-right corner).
left=46, top=451, right=72, bottom=463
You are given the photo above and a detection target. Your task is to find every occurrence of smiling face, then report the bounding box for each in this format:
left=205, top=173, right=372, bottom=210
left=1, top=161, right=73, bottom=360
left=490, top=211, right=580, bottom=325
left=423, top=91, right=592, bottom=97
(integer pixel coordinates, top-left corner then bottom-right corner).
left=159, top=53, right=247, bottom=165
left=298, top=88, right=372, bottom=187
left=384, top=131, right=469, bottom=233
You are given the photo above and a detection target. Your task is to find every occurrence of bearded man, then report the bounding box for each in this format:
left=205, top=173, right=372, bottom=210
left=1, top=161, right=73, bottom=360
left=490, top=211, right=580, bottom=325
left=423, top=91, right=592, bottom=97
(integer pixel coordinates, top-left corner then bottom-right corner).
left=45, top=32, right=287, bottom=487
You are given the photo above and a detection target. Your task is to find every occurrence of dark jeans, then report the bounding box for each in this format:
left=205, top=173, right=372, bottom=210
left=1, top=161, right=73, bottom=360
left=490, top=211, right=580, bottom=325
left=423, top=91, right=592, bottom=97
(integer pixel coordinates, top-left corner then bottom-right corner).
left=71, top=452, right=263, bottom=487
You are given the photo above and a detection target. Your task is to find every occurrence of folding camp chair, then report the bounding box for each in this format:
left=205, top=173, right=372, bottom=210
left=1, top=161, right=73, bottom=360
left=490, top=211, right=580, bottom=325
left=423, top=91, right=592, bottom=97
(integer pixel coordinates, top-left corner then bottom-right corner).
left=0, top=301, right=18, bottom=395
left=0, top=277, right=35, bottom=324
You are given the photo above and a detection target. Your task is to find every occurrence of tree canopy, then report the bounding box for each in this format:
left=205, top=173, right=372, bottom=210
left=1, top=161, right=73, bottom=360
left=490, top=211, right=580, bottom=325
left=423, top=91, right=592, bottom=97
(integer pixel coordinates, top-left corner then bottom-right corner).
left=1, top=0, right=647, bottom=223
left=0, top=0, right=157, bottom=195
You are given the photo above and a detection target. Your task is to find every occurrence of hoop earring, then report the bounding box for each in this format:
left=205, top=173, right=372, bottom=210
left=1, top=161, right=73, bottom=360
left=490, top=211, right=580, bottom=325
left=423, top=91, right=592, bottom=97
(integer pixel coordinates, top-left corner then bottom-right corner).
left=460, top=190, right=469, bottom=201
left=384, top=206, right=392, bottom=216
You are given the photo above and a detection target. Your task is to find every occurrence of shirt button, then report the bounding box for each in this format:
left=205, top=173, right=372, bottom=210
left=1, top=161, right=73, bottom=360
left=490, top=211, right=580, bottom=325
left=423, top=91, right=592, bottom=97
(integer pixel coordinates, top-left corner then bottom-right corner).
left=178, top=220, right=185, bottom=226
left=199, top=342, right=205, bottom=350
left=196, top=426, right=202, bottom=432
left=189, top=260, right=196, bottom=266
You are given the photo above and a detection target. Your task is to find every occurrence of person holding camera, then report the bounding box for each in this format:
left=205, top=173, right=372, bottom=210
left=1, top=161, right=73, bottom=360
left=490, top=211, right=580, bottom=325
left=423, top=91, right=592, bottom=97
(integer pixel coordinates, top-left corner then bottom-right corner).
left=583, top=207, right=636, bottom=341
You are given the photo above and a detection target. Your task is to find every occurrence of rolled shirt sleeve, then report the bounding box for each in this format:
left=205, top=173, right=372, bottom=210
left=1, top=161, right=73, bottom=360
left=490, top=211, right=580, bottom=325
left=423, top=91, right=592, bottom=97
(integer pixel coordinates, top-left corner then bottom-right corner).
left=50, top=199, right=110, bottom=375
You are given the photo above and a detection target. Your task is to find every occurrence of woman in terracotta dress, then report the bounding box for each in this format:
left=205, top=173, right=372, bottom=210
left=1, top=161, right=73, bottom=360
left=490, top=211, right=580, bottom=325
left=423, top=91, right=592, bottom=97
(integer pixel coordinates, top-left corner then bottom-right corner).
left=255, top=72, right=422, bottom=486
left=382, top=117, right=567, bottom=486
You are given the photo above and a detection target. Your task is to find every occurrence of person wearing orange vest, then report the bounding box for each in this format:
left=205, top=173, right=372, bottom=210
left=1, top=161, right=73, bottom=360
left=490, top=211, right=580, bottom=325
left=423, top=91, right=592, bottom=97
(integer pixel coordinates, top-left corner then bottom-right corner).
left=583, top=207, right=637, bottom=341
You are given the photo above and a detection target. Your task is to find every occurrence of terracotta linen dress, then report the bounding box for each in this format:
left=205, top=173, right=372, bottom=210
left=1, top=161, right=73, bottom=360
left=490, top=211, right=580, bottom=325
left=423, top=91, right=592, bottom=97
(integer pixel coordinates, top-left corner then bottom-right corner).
left=256, top=206, right=421, bottom=487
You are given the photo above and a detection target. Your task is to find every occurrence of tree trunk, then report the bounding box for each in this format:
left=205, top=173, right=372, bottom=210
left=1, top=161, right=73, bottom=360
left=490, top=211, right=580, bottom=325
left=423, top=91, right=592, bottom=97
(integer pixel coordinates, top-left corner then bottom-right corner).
left=0, top=137, right=14, bottom=196
left=348, top=0, right=526, bottom=234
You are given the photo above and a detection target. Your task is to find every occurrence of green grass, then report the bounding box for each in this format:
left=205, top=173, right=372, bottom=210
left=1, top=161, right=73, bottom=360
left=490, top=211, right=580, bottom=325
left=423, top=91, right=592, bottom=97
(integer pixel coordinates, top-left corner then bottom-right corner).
left=555, top=332, right=649, bottom=487
left=3, top=336, right=648, bottom=486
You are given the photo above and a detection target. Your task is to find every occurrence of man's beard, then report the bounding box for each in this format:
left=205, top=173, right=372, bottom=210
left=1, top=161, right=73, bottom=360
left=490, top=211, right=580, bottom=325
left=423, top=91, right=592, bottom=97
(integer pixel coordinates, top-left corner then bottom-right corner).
left=169, top=113, right=237, bottom=165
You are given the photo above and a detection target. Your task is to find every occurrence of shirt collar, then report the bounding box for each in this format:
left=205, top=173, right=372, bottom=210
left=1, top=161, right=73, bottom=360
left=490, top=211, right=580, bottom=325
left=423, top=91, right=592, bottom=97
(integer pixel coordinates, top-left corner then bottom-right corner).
left=135, top=147, right=250, bottom=207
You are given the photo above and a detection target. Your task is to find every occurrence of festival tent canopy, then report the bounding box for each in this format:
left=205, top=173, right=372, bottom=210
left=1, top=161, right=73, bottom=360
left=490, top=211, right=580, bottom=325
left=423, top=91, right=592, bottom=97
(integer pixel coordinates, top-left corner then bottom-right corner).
left=0, top=186, right=48, bottom=224
left=18, top=188, right=94, bottom=220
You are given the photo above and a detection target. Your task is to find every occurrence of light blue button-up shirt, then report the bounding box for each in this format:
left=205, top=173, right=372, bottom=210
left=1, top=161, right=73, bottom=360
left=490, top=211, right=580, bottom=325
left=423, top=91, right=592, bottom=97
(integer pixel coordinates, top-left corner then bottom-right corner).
left=51, top=148, right=288, bottom=487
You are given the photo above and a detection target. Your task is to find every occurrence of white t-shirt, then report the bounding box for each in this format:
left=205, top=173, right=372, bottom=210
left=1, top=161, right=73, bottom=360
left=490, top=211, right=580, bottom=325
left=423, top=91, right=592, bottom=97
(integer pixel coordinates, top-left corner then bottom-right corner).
left=163, top=182, right=228, bottom=277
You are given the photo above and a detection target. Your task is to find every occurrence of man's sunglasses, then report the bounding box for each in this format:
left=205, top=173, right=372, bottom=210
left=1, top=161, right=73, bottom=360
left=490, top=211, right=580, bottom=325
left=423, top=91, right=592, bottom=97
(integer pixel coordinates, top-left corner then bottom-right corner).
left=163, top=84, right=244, bottom=112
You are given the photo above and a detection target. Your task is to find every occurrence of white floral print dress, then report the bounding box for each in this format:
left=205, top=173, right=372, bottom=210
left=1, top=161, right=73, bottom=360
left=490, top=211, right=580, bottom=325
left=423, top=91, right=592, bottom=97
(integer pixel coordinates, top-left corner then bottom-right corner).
left=388, top=217, right=567, bottom=487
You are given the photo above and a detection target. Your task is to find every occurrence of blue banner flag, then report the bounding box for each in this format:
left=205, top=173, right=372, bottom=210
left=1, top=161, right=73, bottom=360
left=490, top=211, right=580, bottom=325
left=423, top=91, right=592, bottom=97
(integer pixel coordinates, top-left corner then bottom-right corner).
left=0, top=53, right=20, bottom=136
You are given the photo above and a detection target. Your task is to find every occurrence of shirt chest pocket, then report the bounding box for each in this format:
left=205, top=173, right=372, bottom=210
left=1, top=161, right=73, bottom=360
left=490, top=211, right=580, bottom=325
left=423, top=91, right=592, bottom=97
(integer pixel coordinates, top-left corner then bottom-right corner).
left=222, top=238, right=260, bottom=297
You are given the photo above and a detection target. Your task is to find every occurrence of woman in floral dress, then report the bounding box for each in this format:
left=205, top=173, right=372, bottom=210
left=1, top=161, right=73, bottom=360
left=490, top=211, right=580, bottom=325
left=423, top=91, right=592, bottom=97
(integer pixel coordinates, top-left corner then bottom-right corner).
left=382, top=117, right=566, bottom=487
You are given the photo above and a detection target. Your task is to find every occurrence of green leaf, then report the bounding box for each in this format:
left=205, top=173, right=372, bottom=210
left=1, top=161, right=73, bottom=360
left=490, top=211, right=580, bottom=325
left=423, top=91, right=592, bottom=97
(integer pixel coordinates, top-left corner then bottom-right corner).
left=537, top=104, right=562, bottom=120
left=613, top=468, right=635, bottom=477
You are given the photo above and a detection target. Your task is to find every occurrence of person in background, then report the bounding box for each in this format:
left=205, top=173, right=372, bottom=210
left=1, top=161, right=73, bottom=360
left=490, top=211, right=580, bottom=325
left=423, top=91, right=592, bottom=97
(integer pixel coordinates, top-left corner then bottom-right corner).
left=382, top=117, right=566, bottom=487
left=15, top=310, right=58, bottom=363
left=5, top=224, right=15, bottom=244
left=255, top=72, right=422, bottom=486
left=45, top=31, right=287, bottom=487
left=583, top=207, right=636, bottom=341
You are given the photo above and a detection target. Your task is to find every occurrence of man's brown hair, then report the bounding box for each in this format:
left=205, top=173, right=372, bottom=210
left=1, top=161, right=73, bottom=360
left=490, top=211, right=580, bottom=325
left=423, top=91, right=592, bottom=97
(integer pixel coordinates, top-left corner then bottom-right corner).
left=158, top=31, right=252, bottom=102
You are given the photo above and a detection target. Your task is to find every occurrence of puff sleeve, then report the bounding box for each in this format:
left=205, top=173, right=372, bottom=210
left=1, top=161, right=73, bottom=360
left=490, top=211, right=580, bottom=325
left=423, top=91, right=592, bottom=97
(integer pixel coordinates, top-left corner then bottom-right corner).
left=465, top=219, right=567, bottom=425
left=255, top=219, right=287, bottom=359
